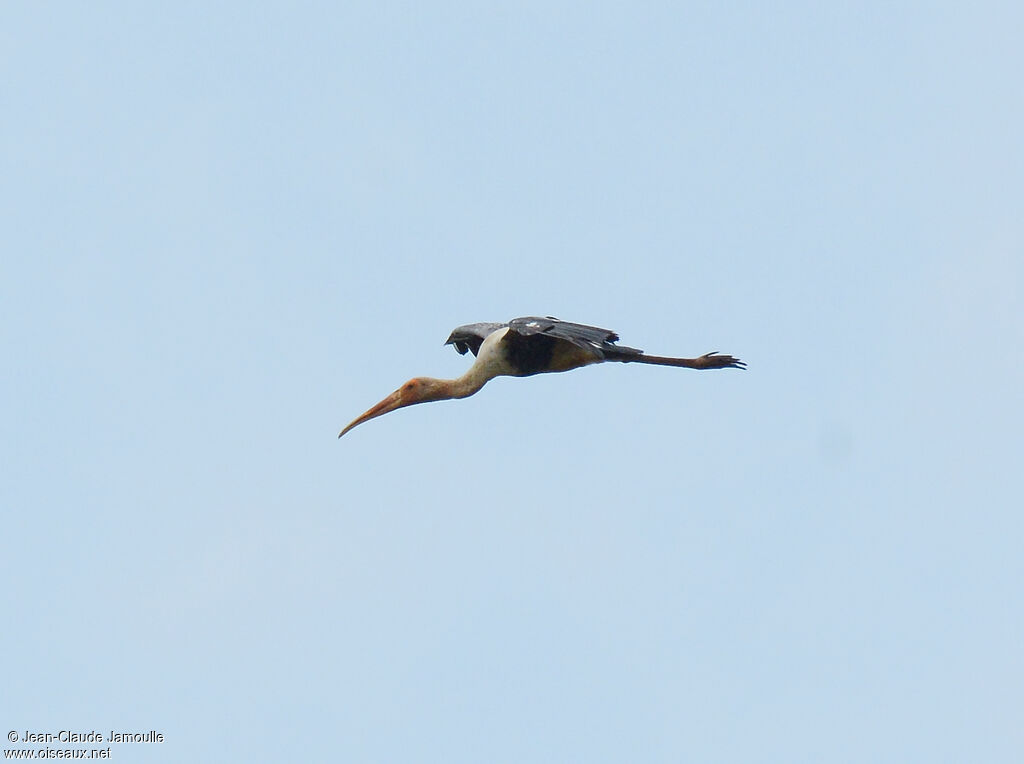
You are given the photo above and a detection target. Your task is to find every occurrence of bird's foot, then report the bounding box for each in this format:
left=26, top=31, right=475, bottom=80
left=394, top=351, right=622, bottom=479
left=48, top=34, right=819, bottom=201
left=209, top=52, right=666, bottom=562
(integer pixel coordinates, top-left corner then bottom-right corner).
left=697, top=352, right=746, bottom=370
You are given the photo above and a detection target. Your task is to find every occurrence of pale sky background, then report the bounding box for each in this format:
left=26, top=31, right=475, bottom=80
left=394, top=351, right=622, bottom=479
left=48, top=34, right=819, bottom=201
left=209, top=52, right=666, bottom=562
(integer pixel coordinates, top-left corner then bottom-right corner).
left=2, top=2, right=1022, bottom=762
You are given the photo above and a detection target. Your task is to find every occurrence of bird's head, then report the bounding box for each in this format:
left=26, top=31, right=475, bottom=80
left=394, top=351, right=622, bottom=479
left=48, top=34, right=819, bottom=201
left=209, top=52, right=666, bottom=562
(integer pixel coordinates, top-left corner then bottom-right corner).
left=338, top=377, right=451, bottom=437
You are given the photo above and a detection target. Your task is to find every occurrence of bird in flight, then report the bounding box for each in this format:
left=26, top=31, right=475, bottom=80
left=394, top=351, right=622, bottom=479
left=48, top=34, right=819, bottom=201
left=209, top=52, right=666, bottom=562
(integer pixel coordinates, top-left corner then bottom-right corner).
left=339, top=316, right=745, bottom=437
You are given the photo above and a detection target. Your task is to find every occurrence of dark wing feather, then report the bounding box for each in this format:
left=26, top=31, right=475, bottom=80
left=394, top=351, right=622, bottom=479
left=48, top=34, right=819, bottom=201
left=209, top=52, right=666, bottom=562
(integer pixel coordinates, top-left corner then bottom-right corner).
left=445, top=316, right=645, bottom=365
left=506, top=316, right=643, bottom=361
left=444, top=321, right=508, bottom=356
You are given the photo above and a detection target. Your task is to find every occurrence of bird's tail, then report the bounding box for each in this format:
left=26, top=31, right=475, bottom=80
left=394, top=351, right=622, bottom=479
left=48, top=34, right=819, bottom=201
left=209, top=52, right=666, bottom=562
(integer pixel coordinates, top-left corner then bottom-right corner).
left=613, top=351, right=746, bottom=370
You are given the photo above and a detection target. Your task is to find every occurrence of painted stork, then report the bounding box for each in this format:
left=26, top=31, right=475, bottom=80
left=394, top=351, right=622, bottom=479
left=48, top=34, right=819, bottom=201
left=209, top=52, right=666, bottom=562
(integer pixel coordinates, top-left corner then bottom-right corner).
left=339, top=316, right=745, bottom=437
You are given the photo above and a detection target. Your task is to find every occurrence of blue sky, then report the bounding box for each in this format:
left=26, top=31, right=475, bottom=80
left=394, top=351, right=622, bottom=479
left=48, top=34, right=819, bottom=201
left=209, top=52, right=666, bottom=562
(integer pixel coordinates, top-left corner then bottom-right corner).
left=3, top=2, right=1022, bottom=762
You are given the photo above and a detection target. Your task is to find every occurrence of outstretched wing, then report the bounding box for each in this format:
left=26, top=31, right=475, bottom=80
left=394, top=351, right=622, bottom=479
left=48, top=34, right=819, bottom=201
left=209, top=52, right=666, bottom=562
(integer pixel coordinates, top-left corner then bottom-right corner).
left=445, top=316, right=646, bottom=375
left=495, top=316, right=642, bottom=375
left=507, top=316, right=643, bottom=360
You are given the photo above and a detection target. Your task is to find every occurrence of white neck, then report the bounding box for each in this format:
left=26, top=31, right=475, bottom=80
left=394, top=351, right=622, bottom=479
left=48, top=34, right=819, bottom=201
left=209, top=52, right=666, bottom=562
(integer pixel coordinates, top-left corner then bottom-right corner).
left=445, top=327, right=514, bottom=398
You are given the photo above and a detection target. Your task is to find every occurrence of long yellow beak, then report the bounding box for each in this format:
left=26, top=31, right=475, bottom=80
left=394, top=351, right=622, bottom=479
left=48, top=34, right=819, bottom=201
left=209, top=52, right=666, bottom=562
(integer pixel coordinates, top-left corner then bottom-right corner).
left=338, top=389, right=406, bottom=437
